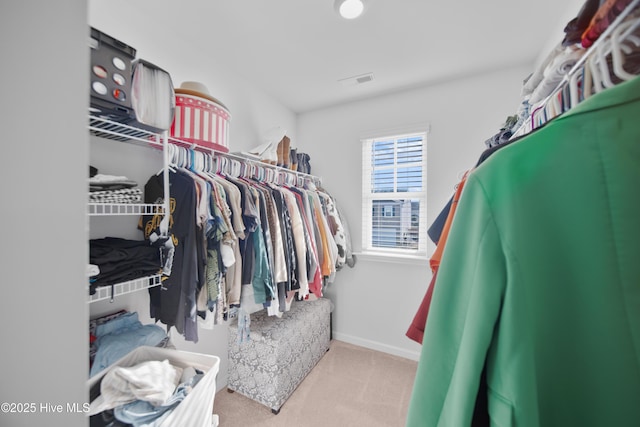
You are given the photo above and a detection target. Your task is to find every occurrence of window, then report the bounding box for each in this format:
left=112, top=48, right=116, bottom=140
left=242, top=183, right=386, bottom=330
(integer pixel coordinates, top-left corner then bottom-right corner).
left=362, top=131, right=427, bottom=257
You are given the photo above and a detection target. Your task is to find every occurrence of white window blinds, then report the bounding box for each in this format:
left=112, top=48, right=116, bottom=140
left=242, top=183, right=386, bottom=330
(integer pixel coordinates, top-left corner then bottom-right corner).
left=362, top=132, right=427, bottom=256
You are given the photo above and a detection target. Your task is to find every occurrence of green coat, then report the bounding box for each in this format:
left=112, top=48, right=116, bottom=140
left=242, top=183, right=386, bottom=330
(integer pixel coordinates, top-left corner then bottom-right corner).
left=407, top=75, right=640, bottom=426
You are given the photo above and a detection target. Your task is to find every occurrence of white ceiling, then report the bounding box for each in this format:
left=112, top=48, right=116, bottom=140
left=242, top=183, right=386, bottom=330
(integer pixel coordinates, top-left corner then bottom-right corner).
left=90, top=0, right=584, bottom=114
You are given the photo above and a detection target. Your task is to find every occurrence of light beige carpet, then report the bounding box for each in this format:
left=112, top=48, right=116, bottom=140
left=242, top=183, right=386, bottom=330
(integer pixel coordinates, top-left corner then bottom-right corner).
left=213, top=340, right=418, bottom=427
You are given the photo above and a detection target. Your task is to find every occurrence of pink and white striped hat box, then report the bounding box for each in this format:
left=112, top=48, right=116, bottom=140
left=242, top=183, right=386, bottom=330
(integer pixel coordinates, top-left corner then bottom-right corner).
left=170, top=91, right=231, bottom=153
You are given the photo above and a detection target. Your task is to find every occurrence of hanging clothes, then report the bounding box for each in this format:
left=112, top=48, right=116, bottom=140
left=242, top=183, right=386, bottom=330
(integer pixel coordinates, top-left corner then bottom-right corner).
left=282, top=187, right=310, bottom=299
left=138, top=150, right=353, bottom=343
left=407, top=75, right=640, bottom=426
left=212, top=175, right=244, bottom=308
left=405, top=171, right=468, bottom=344
left=141, top=170, right=200, bottom=343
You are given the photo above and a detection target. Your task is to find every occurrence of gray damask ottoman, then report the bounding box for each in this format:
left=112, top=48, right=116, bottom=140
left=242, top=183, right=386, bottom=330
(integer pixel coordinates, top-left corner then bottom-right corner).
left=227, top=297, right=332, bottom=414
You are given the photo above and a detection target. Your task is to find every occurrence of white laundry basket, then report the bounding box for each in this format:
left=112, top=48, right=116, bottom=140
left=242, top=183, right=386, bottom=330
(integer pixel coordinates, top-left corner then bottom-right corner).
left=88, top=346, right=220, bottom=426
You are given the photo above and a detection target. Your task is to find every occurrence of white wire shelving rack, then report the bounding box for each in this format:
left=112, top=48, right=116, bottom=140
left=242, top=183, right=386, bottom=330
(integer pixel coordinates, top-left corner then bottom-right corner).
left=511, top=0, right=640, bottom=139
left=87, top=112, right=325, bottom=303
left=88, top=115, right=170, bottom=303
left=88, top=203, right=164, bottom=216
left=88, top=274, right=163, bottom=304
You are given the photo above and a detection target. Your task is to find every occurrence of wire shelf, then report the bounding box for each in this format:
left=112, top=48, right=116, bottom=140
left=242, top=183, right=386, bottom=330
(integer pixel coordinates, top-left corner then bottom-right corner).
left=89, top=112, right=323, bottom=186
left=88, top=203, right=164, bottom=216
left=88, top=115, right=163, bottom=148
left=88, top=274, right=162, bottom=304
left=511, top=0, right=640, bottom=139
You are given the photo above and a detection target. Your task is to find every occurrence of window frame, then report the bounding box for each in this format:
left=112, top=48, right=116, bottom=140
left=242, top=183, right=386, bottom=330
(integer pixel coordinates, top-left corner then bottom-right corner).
left=361, top=129, right=428, bottom=260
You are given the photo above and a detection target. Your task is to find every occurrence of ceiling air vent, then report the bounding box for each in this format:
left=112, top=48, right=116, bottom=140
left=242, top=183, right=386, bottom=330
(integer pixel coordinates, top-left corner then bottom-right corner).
left=338, top=72, right=375, bottom=87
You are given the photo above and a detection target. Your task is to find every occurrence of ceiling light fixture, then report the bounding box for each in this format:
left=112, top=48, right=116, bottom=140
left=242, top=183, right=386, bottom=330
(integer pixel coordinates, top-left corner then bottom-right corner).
left=334, top=0, right=365, bottom=19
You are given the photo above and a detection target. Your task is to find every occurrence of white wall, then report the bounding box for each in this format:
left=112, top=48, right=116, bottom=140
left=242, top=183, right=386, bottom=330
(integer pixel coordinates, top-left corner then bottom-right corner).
left=87, top=0, right=299, bottom=390
left=0, top=2, right=89, bottom=426
left=299, top=64, right=532, bottom=360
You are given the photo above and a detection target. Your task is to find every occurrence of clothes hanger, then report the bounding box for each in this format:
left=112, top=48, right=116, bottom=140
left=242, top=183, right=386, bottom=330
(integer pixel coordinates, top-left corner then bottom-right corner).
left=611, top=17, right=640, bottom=81
left=208, top=152, right=214, bottom=173
left=582, top=58, right=594, bottom=99
left=190, top=150, right=199, bottom=172
left=229, top=159, right=240, bottom=178
left=157, top=144, right=177, bottom=175
left=217, top=156, right=227, bottom=176
left=287, top=172, right=294, bottom=187
left=203, top=152, right=211, bottom=174
left=530, top=104, right=546, bottom=130
left=254, top=164, right=264, bottom=182
left=586, top=14, right=640, bottom=92
left=587, top=49, right=604, bottom=94
left=585, top=35, right=615, bottom=91
left=212, top=156, right=220, bottom=174
left=175, top=147, right=183, bottom=169
left=230, top=159, right=240, bottom=178
left=568, top=67, right=583, bottom=109
left=266, top=168, right=275, bottom=185
left=547, top=90, right=562, bottom=120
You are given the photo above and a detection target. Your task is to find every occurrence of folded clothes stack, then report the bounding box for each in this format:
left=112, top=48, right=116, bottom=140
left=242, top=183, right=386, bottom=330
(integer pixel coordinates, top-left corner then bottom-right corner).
left=89, top=167, right=143, bottom=204
left=89, top=237, right=163, bottom=294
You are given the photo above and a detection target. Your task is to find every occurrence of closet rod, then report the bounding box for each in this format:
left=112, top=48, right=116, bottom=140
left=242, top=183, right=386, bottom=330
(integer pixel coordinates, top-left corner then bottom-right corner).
left=88, top=114, right=323, bottom=186
left=167, top=135, right=323, bottom=186
left=513, top=0, right=640, bottom=138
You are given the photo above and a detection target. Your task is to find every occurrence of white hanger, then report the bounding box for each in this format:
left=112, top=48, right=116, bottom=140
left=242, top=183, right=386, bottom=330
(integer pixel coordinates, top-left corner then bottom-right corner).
left=254, top=164, right=262, bottom=181
left=611, top=17, right=640, bottom=81
left=157, top=144, right=177, bottom=175
left=568, top=68, right=582, bottom=109
left=204, top=152, right=212, bottom=173
left=219, top=157, right=226, bottom=175
left=594, top=40, right=616, bottom=89
left=587, top=48, right=605, bottom=94
left=197, top=151, right=203, bottom=172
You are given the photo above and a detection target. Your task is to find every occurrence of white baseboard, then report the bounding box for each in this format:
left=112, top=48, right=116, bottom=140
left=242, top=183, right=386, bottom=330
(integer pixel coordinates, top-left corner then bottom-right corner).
left=332, top=332, right=421, bottom=361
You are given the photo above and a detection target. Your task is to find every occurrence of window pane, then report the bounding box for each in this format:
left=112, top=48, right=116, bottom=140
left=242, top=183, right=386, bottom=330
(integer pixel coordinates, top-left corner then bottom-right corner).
left=397, top=166, right=422, bottom=192
left=363, top=131, right=426, bottom=255
left=397, top=137, right=423, bottom=164
left=372, top=140, right=394, bottom=166
left=371, top=199, right=420, bottom=249
left=372, top=169, right=394, bottom=193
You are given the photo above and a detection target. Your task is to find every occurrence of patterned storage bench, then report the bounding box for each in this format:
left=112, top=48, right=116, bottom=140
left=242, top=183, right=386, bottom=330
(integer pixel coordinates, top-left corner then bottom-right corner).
left=227, top=297, right=332, bottom=414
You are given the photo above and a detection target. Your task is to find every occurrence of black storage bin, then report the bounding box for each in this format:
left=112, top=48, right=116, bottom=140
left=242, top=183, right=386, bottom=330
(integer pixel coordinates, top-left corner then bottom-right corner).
left=89, top=27, right=136, bottom=122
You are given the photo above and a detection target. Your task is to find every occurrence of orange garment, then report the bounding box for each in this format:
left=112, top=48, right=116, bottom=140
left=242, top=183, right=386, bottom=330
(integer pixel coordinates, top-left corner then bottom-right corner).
left=429, top=171, right=469, bottom=273
left=315, top=205, right=333, bottom=277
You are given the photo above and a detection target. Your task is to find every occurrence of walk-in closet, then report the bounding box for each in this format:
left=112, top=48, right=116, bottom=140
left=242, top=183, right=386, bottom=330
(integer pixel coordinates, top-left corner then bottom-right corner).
left=2, top=0, right=639, bottom=426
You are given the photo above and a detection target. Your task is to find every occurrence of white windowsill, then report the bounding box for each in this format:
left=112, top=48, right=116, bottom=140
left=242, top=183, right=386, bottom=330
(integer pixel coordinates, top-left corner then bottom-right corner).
left=353, top=251, right=428, bottom=266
